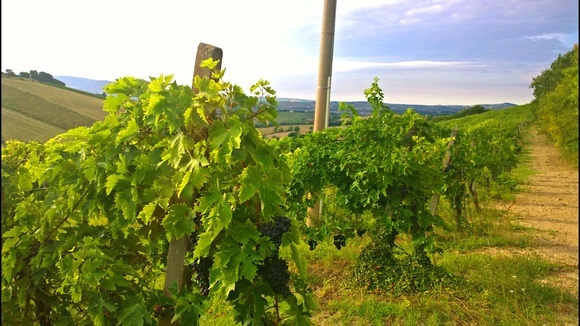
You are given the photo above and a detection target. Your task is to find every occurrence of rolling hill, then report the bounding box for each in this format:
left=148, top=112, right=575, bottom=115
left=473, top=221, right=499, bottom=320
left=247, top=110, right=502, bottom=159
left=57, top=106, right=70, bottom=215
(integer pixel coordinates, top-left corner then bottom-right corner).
left=55, top=76, right=112, bottom=95
left=1, top=76, right=106, bottom=142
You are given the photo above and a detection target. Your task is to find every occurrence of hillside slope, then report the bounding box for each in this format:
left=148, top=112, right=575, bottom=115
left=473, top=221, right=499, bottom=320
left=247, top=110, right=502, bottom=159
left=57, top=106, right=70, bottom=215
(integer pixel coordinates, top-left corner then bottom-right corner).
left=1, top=77, right=107, bottom=142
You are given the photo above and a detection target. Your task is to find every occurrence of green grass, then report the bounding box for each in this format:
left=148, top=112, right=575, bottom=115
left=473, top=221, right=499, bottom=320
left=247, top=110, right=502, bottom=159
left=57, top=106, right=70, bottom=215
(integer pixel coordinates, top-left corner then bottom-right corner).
left=2, top=84, right=96, bottom=129
left=1, top=108, right=66, bottom=142
left=275, top=111, right=314, bottom=125
left=297, top=226, right=577, bottom=325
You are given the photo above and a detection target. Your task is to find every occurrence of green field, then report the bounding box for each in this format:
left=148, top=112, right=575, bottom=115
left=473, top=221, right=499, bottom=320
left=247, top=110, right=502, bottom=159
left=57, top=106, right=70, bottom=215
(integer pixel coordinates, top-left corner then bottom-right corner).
left=1, top=76, right=106, bottom=142
left=275, top=111, right=313, bottom=124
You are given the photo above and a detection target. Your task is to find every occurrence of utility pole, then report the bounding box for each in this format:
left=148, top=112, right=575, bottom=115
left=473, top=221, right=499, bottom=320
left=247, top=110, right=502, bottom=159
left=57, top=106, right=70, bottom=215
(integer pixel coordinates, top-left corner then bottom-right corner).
left=313, top=0, right=337, bottom=132
left=308, top=0, right=337, bottom=225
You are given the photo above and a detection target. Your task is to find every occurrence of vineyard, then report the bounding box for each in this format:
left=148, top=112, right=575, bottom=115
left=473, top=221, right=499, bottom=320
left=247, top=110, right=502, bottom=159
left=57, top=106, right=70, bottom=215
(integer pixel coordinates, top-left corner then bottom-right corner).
left=2, top=46, right=578, bottom=325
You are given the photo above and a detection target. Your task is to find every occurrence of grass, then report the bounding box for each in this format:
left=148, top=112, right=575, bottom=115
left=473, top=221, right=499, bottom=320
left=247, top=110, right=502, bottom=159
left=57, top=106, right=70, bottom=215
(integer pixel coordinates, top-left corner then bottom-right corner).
left=2, top=77, right=105, bottom=120
left=1, top=108, right=66, bottom=142
left=275, top=111, right=314, bottom=125
left=299, top=224, right=577, bottom=325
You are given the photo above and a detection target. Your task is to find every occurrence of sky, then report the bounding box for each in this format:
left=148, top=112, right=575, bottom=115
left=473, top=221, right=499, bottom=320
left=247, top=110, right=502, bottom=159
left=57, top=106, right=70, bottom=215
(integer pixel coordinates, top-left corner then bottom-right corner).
left=2, top=0, right=578, bottom=105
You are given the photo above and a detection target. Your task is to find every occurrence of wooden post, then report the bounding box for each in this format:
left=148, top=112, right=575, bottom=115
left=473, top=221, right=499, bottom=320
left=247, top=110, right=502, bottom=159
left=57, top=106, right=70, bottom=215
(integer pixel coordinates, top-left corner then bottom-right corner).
left=192, top=42, right=223, bottom=88
left=429, top=128, right=458, bottom=215
left=159, top=42, right=222, bottom=326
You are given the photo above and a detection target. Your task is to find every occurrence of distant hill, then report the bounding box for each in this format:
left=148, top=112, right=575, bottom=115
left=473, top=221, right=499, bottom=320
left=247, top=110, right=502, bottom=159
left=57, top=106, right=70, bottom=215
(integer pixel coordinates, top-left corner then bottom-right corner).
left=276, top=97, right=516, bottom=116
left=50, top=76, right=516, bottom=116
left=1, top=75, right=517, bottom=143
left=55, top=76, right=113, bottom=95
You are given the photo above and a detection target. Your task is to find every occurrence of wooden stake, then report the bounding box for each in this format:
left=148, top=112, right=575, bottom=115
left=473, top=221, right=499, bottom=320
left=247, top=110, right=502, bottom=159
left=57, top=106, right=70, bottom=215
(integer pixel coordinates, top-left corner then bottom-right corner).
left=159, top=42, right=222, bottom=326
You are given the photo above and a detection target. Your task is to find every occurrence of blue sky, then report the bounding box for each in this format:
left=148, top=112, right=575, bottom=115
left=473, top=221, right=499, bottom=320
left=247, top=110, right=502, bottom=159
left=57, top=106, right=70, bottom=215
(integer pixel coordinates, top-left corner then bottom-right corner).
left=2, top=0, right=578, bottom=105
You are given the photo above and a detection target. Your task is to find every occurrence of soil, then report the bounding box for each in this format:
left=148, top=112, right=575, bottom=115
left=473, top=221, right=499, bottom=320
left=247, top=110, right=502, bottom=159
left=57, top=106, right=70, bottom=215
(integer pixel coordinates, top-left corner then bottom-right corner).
left=497, top=128, right=579, bottom=299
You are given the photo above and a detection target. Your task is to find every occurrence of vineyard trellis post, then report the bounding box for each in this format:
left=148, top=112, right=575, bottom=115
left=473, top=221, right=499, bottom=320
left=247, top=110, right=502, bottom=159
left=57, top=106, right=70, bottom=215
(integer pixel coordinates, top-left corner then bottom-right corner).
left=159, top=42, right=222, bottom=326
left=429, top=128, right=458, bottom=215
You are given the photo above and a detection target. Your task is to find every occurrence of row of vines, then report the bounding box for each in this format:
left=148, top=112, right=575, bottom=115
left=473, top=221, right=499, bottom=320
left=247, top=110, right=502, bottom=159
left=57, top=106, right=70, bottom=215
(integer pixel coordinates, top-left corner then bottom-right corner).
left=272, top=78, right=531, bottom=294
left=2, top=62, right=529, bottom=325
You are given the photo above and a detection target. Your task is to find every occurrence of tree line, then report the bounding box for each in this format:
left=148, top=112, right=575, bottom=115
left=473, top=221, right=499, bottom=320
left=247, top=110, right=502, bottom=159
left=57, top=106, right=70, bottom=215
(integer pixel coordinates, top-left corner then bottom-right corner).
left=2, top=69, right=66, bottom=87
left=529, top=44, right=578, bottom=166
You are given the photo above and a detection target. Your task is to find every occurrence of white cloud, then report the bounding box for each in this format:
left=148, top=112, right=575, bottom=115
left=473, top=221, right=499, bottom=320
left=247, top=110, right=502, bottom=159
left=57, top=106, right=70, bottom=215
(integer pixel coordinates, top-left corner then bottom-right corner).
left=1, top=0, right=577, bottom=104
left=333, top=60, right=486, bottom=73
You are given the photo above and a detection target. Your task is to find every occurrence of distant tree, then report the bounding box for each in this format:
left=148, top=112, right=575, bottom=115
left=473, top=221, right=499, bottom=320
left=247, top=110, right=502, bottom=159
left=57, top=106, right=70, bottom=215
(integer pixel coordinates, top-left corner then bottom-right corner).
left=33, top=71, right=66, bottom=87
left=293, top=126, right=300, bottom=133
left=19, top=72, right=30, bottom=78
left=29, top=70, right=39, bottom=80
left=5, top=69, right=16, bottom=77
left=456, top=105, right=489, bottom=118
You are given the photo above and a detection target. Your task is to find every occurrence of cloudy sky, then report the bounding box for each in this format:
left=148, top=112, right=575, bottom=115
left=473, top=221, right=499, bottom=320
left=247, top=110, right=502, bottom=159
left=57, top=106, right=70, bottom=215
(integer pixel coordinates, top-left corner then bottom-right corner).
left=2, top=0, right=578, bottom=105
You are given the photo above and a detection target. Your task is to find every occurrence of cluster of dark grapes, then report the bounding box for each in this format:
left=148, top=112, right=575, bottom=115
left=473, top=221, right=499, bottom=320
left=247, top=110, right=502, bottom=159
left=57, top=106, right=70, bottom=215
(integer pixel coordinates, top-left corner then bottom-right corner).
left=259, top=256, right=290, bottom=298
left=189, top=257, right=213, bottom=296
left=307, top=239, right=318, bottom=251
left=188, top=233, right=198, bottom=252
left=333, top=234, right=346, bottom=250
left=258, top=216, right=291, bottom=247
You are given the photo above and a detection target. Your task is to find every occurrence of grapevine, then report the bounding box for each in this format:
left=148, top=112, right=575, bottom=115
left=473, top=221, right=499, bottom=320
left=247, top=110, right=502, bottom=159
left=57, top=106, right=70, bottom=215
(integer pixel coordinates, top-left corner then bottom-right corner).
left=259, top=255, right=291, bottom=298
left=1, top=60, right=314, bottom=325
left=190, top=257, right=213, bottom=297
left=333, top=234, right=347, bottom=250
left=258, top=215, right=292, bottom=247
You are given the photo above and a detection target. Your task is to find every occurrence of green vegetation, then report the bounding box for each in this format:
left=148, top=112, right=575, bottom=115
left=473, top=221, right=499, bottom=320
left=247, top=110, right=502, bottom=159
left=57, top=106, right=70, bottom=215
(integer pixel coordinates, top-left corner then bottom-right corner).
left=1, top=48, right=577, bottom=325
left=529, top=45, right=578, bottom=166
left=275, top=111, right=313, bottom=125
left=428, top=104, right=490, bottom=122
left=2, top=62, right=314, bottom=325
left=3, top=69, right=66, bottom=87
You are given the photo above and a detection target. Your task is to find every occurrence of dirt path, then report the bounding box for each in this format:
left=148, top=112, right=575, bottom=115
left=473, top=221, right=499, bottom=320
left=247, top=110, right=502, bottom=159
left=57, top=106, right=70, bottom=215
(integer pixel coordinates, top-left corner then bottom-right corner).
left=500, top=128, right=579, bottom=298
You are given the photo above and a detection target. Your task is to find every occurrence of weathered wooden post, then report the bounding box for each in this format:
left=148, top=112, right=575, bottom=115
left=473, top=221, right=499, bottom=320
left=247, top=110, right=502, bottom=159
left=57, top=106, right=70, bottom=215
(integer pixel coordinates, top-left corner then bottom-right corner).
left=429, top=128, right=458, bottom=215
left=159, top=42, right=222, bottom=326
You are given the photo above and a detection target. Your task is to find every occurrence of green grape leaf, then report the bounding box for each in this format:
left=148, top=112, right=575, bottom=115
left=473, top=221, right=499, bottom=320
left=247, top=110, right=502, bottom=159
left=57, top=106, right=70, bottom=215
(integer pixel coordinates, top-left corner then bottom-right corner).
left=238, top=165, right=285, bottom=217
left=117, top=302, right=151, bottom=326
left=162, top=204, right=196, bottom=241
left=209, top=120, right=242, bottom=165
left=116, top=118, right=139, bottom=144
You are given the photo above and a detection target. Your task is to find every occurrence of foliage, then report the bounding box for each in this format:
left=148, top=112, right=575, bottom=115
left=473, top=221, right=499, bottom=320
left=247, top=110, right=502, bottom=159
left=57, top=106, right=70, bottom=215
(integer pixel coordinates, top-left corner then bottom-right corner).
left=429, top=104, right=490, bottom=122
left=1, top=60, right=314, bottom=325
left=3, top=69, right=66, bottom=87
left=531, top=45, right=579, bottom=165
left=530, top=45, right=578, bottom=99
left=272, top=78, right=534, bottom=294
left=273, top=78, right=453, bottom=291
